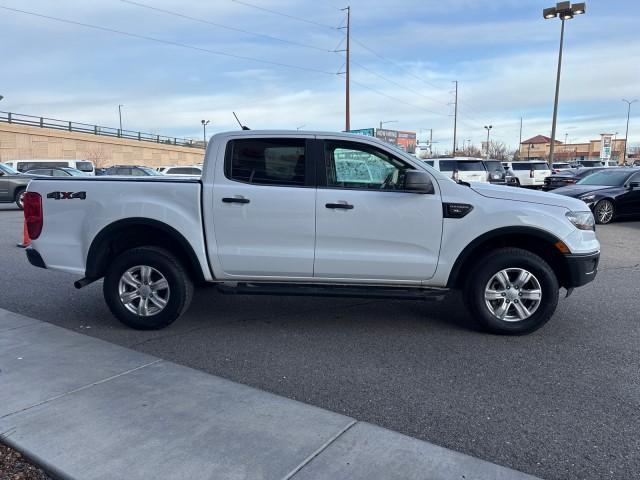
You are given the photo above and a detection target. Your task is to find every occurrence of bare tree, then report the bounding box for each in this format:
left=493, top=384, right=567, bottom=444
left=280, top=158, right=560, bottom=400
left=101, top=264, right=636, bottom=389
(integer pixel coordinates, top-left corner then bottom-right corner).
left=487, top=141, right=509, bottom=160
left=85, top=145, right=108, bottom=168
left=457, top=145, right=483, bottom=157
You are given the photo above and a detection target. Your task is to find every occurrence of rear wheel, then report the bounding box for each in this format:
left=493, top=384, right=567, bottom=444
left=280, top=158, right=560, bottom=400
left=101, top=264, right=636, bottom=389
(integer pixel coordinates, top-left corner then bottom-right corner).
left=15, top=189, right=26, bottom=210
left=463, top=248, right=559, bottom=335
left=103, top=246, right=193, bottom=330
left=594, top=199, right=614, bottom=224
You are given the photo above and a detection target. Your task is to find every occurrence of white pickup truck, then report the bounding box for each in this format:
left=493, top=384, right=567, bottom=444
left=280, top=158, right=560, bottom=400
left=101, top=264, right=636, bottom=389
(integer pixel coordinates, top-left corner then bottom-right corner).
left=23, top=130, right=600, bottom=334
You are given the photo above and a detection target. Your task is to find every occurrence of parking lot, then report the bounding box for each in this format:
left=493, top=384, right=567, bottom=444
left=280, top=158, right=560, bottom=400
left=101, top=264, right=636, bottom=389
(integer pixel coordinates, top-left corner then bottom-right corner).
left=1, top=203, right=639, bottom=480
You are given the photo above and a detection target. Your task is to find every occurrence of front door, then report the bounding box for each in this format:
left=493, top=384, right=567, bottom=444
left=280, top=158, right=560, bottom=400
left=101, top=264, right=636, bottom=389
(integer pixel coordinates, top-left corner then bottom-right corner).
left=314, top=139, right=443, bottom=282
left=617, top=172, right=640, bottom=216
left=212, top=137, right=316, bottom=278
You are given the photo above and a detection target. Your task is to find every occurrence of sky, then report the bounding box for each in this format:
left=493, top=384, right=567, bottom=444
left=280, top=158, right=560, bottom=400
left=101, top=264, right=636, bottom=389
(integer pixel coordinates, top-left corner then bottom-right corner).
left=1, top=0, right=639, bottom=153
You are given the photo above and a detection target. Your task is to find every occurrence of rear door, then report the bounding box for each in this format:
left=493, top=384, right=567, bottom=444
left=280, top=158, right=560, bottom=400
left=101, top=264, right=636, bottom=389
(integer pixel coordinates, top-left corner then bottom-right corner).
left=314, top=138, right=443, bottom=282
left=212, top=137, right=316, bottom=278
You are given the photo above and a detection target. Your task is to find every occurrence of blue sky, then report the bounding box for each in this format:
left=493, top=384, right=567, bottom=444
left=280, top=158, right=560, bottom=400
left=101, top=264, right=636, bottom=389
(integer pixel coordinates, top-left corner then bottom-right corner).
left=1, top=0, right=639, bottom=152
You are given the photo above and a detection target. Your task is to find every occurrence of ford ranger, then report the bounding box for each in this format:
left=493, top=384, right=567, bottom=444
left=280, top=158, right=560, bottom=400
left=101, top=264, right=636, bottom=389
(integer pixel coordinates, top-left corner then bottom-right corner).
left=23, top=131, right=600, bottom=334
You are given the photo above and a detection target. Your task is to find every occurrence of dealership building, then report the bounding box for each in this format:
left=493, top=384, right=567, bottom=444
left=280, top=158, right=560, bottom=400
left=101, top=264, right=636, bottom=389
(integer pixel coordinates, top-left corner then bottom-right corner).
left=519, top=134, right=627, bottom=164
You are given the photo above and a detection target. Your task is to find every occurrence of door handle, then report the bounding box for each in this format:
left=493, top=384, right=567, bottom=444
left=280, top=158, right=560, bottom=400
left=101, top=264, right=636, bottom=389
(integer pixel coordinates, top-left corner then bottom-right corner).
left=222, top=197, right=250, bottom=204
left=325, top=203, right=354, bottom=210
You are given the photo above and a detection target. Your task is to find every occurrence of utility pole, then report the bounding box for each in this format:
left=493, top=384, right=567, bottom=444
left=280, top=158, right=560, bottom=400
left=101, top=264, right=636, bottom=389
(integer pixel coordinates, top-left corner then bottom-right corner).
left=201, top=119, right=210, bottom=146
left=429, top=129, right=433, bottom=156
left=341, top=6, right=351, bottom=132
left=519, top=117, right=523, bottom=146
left=452, top=81, right=458, bottom=155
left=623, top=99, right=637, bottom=163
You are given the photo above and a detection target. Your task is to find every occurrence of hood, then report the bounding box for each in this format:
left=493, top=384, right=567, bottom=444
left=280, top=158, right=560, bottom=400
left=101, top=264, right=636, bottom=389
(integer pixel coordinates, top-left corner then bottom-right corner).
left=552, top=185, right=618, bottom=197
left=469, top=182, right=588, bottom=210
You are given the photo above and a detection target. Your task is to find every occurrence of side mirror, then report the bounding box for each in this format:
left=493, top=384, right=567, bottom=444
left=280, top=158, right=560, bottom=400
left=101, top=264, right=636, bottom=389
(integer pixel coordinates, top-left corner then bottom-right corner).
left=629, top=181, right=640, bottom=190
left=405, top=170, right=434, bottom=194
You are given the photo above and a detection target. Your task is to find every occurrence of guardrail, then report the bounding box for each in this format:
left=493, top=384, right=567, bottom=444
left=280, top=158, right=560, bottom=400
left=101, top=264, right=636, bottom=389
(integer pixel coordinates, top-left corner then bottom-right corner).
left=0, top=111, right=203, bottom=149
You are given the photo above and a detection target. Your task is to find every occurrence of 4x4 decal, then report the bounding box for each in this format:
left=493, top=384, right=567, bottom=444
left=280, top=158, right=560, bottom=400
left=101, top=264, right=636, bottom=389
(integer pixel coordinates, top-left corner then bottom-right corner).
left=47, top=191, right=87, bottom=200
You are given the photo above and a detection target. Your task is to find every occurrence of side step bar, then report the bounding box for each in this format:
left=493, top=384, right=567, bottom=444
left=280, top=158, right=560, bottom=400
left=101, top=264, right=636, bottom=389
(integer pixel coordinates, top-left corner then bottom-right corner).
left=217, top=282, right=448, bottom=301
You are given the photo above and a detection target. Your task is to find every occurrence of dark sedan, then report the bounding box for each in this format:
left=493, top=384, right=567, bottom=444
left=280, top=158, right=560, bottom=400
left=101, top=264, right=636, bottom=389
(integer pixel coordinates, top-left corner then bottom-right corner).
left=553, top=168, right=640, bottom=224
left=0, top=162, right=32, bottom=209
left=543, top=167, right=606, bottom=191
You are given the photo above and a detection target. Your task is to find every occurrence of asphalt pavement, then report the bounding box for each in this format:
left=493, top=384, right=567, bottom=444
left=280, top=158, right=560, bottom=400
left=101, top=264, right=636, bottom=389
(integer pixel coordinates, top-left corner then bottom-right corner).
left=1, top=203, right=639, bottom=480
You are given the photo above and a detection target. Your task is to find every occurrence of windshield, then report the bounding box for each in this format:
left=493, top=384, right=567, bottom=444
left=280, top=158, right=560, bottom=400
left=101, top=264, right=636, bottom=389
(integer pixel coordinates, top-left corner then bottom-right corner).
left=577, top=170, right=631, bottom=186
left=580, top=161, right=603, bottom=167
left=75, top=161, right=94, bottom=172
left=140, top=166, right=162, bottom=176
left=484, top=160, right=505, bottom=173
left=439, top=160, right=485, bottom=171
left=0, top=163, right=19, bottom=175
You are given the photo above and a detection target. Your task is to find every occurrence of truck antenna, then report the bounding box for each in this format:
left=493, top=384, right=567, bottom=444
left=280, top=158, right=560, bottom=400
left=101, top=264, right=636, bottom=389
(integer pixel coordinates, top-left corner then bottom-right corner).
left=232, top=112, right=250, bottom=130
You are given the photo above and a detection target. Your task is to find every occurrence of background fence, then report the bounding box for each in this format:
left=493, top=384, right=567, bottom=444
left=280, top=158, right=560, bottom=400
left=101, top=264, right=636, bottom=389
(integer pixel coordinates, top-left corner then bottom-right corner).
left=0, top=111, right=203, bottom=149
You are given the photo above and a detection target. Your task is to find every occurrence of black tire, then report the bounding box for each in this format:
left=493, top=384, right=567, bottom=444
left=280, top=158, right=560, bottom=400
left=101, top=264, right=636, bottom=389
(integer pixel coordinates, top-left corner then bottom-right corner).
left=463, top=247, right=559, bottom=335
left=103, top=246, right=193, bottom=330
left=15, top=188, right=26, bottom=210
left=594, top=199, right=615, bottom=224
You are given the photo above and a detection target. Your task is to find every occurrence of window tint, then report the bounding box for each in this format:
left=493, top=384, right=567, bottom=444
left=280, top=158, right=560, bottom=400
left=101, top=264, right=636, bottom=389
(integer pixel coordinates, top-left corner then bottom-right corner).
left=52, top=169, right=70, bottom=177
left=511, top=162, right=549, bottom=171
left=0, top=163, right=18, bottom=174
left=577, top=170, right=630, bottom=186
left=438, top=160, right=485, bottom=172
left=324, top=141, right=411, bottom=190
left=27, top=169, right=51, bottom=176
left=580, top=161, right=603, bottom=167
left=167, top=167, right=201, bottom=175
left=131, top=168, right=147, bottom=176
left=423, top=160, right=434, bottom=167
left=76, top=161, right=94, bottom=172
left=227, top=139, right=306, bottom=186
left=115, top=168, right=131, bottom=175
left=17, top=161, right=67, bottom=172
left=484, top=161, right=505, bottom=173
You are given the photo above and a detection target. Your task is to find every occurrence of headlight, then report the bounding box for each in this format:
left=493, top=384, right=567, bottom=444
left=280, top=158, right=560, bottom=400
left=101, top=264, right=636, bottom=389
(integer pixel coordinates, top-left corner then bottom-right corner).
left=566, top=211, right=595, bottom=231
left=580, top=194, right=596, bottom=203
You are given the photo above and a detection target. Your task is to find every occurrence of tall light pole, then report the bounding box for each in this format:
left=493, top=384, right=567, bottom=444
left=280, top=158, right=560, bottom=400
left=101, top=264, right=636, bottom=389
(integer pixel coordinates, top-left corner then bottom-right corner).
left=622, top=99, right=637, bottom=163
left=484, top=125, right=492, bottom=158
left=543, top=2, right=586, bottom=166
left=296, top=124, right=306, bottom=131
left=201, top=119, right=210, bottom=146
left=118, top=104, right=124, bottom=132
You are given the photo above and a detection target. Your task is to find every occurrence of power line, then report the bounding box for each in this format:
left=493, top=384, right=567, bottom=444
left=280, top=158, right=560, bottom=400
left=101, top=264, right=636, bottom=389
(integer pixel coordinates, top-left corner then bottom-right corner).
left=0, top=4, right=338, bottom=76
left=231, top=0, right=340, bottom=31
left=120, top=0, right=333, bottom=53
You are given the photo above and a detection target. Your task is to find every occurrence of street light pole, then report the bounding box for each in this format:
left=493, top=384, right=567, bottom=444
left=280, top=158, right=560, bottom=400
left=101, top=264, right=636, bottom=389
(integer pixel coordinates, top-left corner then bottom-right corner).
left=543, top=2, right=586, bottom=166
left=201, top=119, right=210, bottom=146
left=622, top=99, right=637, bottom=163
left=118, top=104, right=124, bottom=132
left=379, top=120, right=397, bottom=130
left=484, top=125, right=492, bottom=158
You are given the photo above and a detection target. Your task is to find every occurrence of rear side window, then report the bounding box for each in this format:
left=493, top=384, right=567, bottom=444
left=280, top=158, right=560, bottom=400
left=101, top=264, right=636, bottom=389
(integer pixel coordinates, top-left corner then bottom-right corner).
left=226, top=139, right=306, bottom=187
left=17, top=161, right=67, bottom=172
left=115, top=168, right=131, bottom=175
left=76, top=161, right=94, bottom=172
left=438, top=160, right=485, bottom=172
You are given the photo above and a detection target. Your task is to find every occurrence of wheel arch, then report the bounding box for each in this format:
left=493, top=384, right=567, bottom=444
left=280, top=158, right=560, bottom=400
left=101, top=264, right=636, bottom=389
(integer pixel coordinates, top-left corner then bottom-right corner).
left=446, top=226, right=572, bottom=289
left=86, top=218, right=206, bottom=284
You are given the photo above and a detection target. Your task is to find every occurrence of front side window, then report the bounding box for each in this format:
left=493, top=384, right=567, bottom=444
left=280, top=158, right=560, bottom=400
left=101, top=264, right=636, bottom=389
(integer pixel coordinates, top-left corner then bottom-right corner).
left=116, top=168, right=131, bottom=175
left=226, top=139, right=306, bottom=187
left=577, top=170, right=630, bottom=186
left=324, top=141, right=411, bottom=190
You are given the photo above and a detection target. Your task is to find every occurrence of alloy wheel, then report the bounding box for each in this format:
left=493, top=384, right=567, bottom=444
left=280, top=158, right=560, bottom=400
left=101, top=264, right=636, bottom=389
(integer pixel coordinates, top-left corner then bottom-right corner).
left=484, top=268, right=542, bottom=322
left=118, top=265, right=170, bottom=316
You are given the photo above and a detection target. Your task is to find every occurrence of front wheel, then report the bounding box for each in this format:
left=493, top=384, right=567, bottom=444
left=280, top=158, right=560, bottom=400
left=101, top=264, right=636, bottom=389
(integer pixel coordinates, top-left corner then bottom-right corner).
left=15, top=189, right=26, bottom=210
left=463, top=248, right=559, bottom=335
left=103, top=246, right=193, bottom=330
left=594, top=199, right=614, bottom=224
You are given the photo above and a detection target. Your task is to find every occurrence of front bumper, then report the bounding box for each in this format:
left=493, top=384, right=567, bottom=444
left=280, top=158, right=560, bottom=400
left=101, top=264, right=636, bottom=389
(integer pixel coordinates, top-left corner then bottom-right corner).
left=564, top=251, right=599, bottom=288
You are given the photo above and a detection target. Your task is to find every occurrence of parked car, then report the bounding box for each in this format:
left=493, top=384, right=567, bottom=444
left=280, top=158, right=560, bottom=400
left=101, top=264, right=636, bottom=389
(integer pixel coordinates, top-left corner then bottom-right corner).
left=24, top=130, right=600, bottom=335
left=160, top=166, right=203, bottom=177
left=24, top=167, right=89, bottom=177
left=428, top=157, right=488, bottom=183
left=0, top=162, right=32, bottom=209
left=504, top=161, right=552, bottom=188
left=102, top=165, right=163, bottom=176
left=551, top=162, right=572, bottom=173
left=4, top=159, right=95, bottom=175
left=578, top=160, right=604, bottom=168
left=483, top=160, right=508, bottom=185
left=543, top=167, right=607, bottom=191
left=553, top=168, right=640, bottom=224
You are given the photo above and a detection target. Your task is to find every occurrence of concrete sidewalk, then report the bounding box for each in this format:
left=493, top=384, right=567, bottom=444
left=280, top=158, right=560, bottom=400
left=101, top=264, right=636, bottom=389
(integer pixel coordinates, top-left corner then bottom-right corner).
left=0, top=308, right=539, bottom=480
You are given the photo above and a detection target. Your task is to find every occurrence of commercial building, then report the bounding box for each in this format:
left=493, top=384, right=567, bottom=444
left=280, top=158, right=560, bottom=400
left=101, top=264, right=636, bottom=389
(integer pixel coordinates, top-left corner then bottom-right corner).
left=519, top=134, right=626, bottom=164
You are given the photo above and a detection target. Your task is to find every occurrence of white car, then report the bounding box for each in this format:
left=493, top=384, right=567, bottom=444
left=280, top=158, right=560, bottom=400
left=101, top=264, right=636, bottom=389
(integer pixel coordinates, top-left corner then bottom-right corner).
left=552, top=162, right=573, bottom=173
left=24, top=130, right=599, bottom=335
left=5, top=159, right=95, bottom=175
left=158, top=165, right=202, bottom=176
left=425, top=157, right=488, bottom=183
left=504, top=161, right=552, bottom=188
